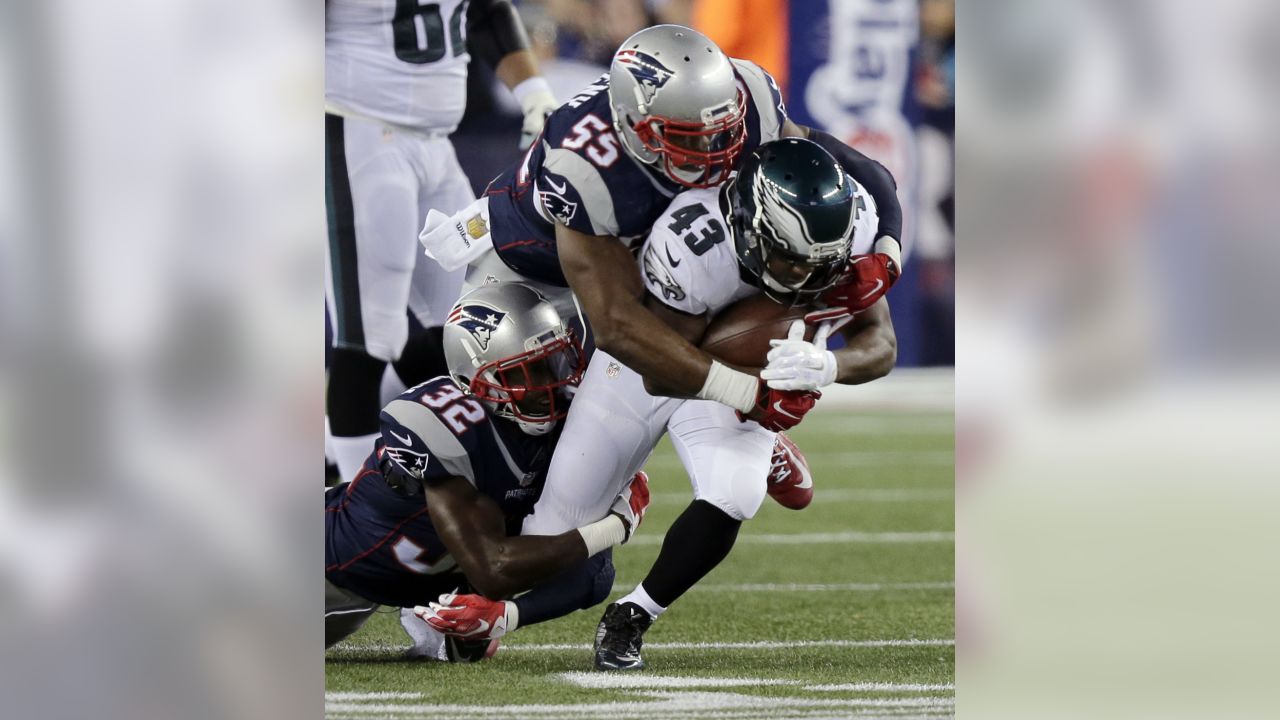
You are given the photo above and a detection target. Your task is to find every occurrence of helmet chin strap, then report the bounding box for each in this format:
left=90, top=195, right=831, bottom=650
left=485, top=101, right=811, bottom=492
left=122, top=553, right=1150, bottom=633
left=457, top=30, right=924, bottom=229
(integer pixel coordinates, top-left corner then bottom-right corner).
left=516, top=417, right=556, bottom=436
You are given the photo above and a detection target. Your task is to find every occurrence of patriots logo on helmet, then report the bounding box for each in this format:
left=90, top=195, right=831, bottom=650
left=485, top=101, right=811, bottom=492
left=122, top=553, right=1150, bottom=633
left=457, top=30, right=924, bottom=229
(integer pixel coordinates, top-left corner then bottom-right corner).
left=615, top=49, right=675, bottom=104
left=448, top=303, right=507, bottom=351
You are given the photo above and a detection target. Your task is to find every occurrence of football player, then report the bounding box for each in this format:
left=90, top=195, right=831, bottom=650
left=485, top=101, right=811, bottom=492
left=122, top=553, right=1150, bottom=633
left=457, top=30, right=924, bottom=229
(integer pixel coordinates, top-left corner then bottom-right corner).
left=420, top=138, right=897, bottom=670
left=326, top=0, right=560, bottom=484
left=325, top=283, right=649, bottom=659
left=420, top=23, right=903, bottom=431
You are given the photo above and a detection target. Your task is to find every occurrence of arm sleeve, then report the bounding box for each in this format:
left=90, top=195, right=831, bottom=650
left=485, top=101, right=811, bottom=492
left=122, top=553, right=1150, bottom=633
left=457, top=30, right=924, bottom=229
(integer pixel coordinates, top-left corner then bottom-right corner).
left=512, top=551, right=615, bottom=627
left=379, top=399, right=477, bottom=486
left=807, top=129, right=904, bottom=245
left=465, top=0, right=531, bottom=69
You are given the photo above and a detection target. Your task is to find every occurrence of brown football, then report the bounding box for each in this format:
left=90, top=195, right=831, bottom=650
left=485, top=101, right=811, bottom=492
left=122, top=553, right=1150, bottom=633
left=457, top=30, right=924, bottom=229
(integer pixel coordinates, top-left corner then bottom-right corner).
left=699, top=294, right=812, bottom=370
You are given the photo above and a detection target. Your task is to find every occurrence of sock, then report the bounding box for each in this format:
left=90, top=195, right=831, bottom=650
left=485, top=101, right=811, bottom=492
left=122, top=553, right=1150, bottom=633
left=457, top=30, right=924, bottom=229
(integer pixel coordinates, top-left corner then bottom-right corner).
left=617, top=583, right=667, bottom=620
left=639, top=499, right=741, bottom=607
left=331, top=432, right=379, bottom=483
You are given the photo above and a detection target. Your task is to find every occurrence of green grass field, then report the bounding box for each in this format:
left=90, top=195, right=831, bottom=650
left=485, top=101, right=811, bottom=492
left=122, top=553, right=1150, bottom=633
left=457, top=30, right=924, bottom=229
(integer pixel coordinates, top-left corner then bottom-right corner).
left=326, top=407, right=954, bottom=719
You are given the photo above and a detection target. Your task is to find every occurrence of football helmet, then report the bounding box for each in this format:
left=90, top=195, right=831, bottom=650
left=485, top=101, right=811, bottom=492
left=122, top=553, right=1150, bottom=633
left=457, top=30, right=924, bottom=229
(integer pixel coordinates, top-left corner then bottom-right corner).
left=729, top=138, right=859, bottom=303
left=608, top=25, right=746, bottom=188
left=443, top=283, right=584, bottom=435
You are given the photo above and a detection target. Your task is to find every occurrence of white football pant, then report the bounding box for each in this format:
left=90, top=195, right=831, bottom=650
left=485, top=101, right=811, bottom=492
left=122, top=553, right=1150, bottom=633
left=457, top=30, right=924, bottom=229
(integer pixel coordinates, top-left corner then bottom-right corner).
left=325, top=112, right=474, bottom=361
left=522, top=350, right=777, bottom=535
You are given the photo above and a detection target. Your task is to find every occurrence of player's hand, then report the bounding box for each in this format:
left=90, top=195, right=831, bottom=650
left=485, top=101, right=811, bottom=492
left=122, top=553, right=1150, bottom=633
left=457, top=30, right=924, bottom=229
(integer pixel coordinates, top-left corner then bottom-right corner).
left=820, top=251, right=900, bottom=314
left=761, top=320, right=839, bottom=391
left=414, top=593, right=515, bottom=640
left=518, top=87, right=558, bottom=150
left=740, top=381, right=821, bottom=432
left=608, top=471, right=650, bottom=542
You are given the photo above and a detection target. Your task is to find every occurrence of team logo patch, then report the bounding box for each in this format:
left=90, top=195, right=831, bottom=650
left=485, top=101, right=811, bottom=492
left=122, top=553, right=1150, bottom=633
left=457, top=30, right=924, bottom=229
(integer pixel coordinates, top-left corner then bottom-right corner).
left=465, top=215, right=488, bottom=240
left=539, top=190, right=578, bottom=225
left=615, top=49, right=675, bottom=105
left=642, top=244, right=686, bottom=302
left=448, top=303, right=507, bottom=351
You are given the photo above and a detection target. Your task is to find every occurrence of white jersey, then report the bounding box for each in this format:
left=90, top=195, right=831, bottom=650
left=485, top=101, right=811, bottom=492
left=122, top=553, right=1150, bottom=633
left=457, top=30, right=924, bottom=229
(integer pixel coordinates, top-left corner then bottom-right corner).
left=640, top=184, right=879, bottom=317
left=326, top=0, right=471, bottom=133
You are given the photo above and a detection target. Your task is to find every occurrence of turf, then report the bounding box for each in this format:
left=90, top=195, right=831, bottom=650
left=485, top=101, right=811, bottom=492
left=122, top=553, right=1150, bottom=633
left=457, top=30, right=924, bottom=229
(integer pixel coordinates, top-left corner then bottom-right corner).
left=326, top=408, right=954, bottom=719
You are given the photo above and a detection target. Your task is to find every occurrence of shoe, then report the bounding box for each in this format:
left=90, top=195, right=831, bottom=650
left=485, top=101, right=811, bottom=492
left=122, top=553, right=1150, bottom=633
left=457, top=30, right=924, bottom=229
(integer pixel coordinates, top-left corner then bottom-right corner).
left=593, top=602, right=652, bottom=671
left=766, top=433, right=813, bottom=510
left=444, top=635, right=500, bottom=663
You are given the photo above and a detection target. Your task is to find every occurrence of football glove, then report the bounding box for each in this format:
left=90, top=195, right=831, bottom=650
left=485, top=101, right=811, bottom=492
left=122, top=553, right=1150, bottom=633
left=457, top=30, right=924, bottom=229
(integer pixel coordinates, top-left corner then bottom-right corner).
left=740, top=381, right=821, bottom=432
left=820, top=251, right=900, bottom=314
left=415, top=593, right=517, bottom=641
left=609, top=471, right=650, bottom=543
left=518, top=87, right=558, bottom=150
left=761, top=320, right=840, bottom=392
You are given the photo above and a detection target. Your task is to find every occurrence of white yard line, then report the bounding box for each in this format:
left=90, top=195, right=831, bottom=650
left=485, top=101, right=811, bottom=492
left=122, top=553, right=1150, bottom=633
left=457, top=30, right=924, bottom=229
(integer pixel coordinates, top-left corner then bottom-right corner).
left=646, top=488, right=952, bottom=504
left=644, top=451, right=953, bottom=468
left=556, top=673, right=798, bottom=689
left=627, top=531, right=953, bottom=546
left=679, top=581, right=955, bottom=593
left=804, top=683, right=955, bottom=693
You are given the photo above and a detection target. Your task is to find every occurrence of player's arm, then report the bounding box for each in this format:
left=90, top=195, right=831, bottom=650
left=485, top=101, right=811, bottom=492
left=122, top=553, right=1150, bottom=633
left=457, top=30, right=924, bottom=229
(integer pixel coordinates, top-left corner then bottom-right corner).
left=761, top=298, right=896, bottom=391
left=422, top=474, right=642, bottom=599
left=638, top=292, right=711, bottom=397
left=830, top=297, right=897, bottom=384
left=466, top=0, right=556, bottom=147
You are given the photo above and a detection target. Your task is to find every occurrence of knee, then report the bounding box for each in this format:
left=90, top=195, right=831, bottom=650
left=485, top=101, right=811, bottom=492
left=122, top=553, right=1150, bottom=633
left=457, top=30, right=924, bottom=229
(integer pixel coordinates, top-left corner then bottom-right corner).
left=700, top=474, right=768, bottom=522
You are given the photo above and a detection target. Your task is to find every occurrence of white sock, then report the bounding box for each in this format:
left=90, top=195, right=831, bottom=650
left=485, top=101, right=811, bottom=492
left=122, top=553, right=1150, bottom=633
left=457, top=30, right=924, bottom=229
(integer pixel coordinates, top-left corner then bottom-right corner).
left=331, top=432, right=380, bottom=483
left=399, top=607, right=447, bottom=660
left=618, top=584, right=667, bottom=620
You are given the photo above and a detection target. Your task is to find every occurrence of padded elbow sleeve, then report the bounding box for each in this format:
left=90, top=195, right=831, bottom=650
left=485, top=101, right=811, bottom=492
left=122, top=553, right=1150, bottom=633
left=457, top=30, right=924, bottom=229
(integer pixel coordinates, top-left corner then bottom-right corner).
left=466, top=0, right=530, bottom=68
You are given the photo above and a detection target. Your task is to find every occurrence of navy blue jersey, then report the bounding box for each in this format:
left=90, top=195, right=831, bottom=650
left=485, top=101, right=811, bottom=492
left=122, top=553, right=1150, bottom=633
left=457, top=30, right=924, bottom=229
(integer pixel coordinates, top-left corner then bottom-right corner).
left=325, top=377, right=557, bottom=608
left=485, top=59, right=788, bottom=287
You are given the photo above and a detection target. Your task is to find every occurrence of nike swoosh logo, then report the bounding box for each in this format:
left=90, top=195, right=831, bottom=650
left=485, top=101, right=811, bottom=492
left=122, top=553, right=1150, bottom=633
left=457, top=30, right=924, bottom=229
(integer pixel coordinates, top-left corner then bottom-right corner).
left=857, top=278, right=884, bottom=301
left=389, top=429, right=414, bottom=446
left=467, top=619, right=490, bottom=636
left=664, top=244, right=681, bottom=267
left=543, top=176, right=568, bottom=194
left=771, top=401, right=800, bottom=420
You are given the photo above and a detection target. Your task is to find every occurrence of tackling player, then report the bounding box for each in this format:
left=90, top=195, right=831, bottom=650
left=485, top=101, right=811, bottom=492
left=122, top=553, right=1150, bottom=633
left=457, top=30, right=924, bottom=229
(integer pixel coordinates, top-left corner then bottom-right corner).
left=326, top=0, right=561, bottom=484
left=421, top=139, right=898, bottom=670
left=325, top=284, right=649, bottom=660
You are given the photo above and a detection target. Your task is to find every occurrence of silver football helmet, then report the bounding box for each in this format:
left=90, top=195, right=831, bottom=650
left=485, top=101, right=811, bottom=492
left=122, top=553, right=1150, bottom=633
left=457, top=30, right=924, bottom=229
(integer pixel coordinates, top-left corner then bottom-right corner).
left=607, top=24, right=746, bottom=188
left=443, top=283, right=585, bottom=436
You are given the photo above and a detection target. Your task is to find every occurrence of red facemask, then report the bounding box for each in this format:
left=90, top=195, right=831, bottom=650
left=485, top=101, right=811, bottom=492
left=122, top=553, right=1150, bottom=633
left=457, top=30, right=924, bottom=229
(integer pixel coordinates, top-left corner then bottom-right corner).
left=468, top=330, right=585, bottom=424
left=632, top=91, right=748, bottom=188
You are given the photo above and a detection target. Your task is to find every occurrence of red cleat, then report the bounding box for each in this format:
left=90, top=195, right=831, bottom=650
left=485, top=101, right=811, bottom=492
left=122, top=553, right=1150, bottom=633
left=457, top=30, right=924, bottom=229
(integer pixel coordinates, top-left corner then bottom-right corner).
left=766, top=433, right=813, bottom=510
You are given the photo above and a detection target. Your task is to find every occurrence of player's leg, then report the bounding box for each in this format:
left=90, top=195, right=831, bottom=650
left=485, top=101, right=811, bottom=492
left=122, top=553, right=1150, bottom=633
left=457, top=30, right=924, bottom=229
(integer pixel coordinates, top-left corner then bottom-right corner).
left=596, top=401, right=775, bottom=670
left=325, top=114, right=422, bottom=482
left=522, top=352, right=677, bottom=536
left=325, top=579, right=378, bottom=649
left=399, top=137, right=475, bottom=387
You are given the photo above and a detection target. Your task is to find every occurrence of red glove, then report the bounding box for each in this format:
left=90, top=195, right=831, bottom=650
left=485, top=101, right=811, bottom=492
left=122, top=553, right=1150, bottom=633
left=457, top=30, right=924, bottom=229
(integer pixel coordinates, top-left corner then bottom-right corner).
left=820, top=253, right=901, bottom=314
left=414, top=593, right=515, bottom=640
left=738, top=380, right=821, bottom=432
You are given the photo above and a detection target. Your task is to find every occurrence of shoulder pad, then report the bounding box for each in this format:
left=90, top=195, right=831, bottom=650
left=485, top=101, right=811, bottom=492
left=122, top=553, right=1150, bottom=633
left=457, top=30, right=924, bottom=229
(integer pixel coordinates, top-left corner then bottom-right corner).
left=541, top=147, right=620, bottom=237
left=731, top=59, right=787, bottom=142
left=379, top=380, right=485, bottom=486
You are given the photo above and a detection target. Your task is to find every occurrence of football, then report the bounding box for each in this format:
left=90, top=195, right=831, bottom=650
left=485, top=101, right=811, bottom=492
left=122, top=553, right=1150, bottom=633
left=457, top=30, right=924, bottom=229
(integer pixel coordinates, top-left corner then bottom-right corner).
left=699, top=294, right=812, bottom=369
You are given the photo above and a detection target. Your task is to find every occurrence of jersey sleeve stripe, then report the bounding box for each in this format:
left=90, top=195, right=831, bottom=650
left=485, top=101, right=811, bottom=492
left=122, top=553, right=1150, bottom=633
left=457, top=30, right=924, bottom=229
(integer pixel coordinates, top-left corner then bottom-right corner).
left=542, top=148, right=620, bottom=236
left=382, top=398, right=476, bottom=484
left=731, top=59, right=785, bottom=142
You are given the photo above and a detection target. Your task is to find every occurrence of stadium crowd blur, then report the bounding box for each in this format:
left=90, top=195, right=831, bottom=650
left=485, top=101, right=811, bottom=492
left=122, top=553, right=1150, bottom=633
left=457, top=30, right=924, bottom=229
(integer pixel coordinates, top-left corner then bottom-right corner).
left=454, top=0, right=954, bottom=366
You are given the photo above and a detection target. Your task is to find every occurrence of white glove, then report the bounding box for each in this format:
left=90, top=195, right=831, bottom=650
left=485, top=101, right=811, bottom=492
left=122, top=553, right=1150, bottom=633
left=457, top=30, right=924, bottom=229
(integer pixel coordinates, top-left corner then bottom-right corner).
left=760, top=320, right=840, bottom=391
left=514, top=79, right=558, bottom=150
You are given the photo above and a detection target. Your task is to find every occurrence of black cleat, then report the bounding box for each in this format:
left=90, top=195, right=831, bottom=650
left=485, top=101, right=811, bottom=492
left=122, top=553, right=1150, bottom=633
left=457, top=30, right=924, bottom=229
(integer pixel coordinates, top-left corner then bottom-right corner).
left=593, top=601, right=653, bottom=671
